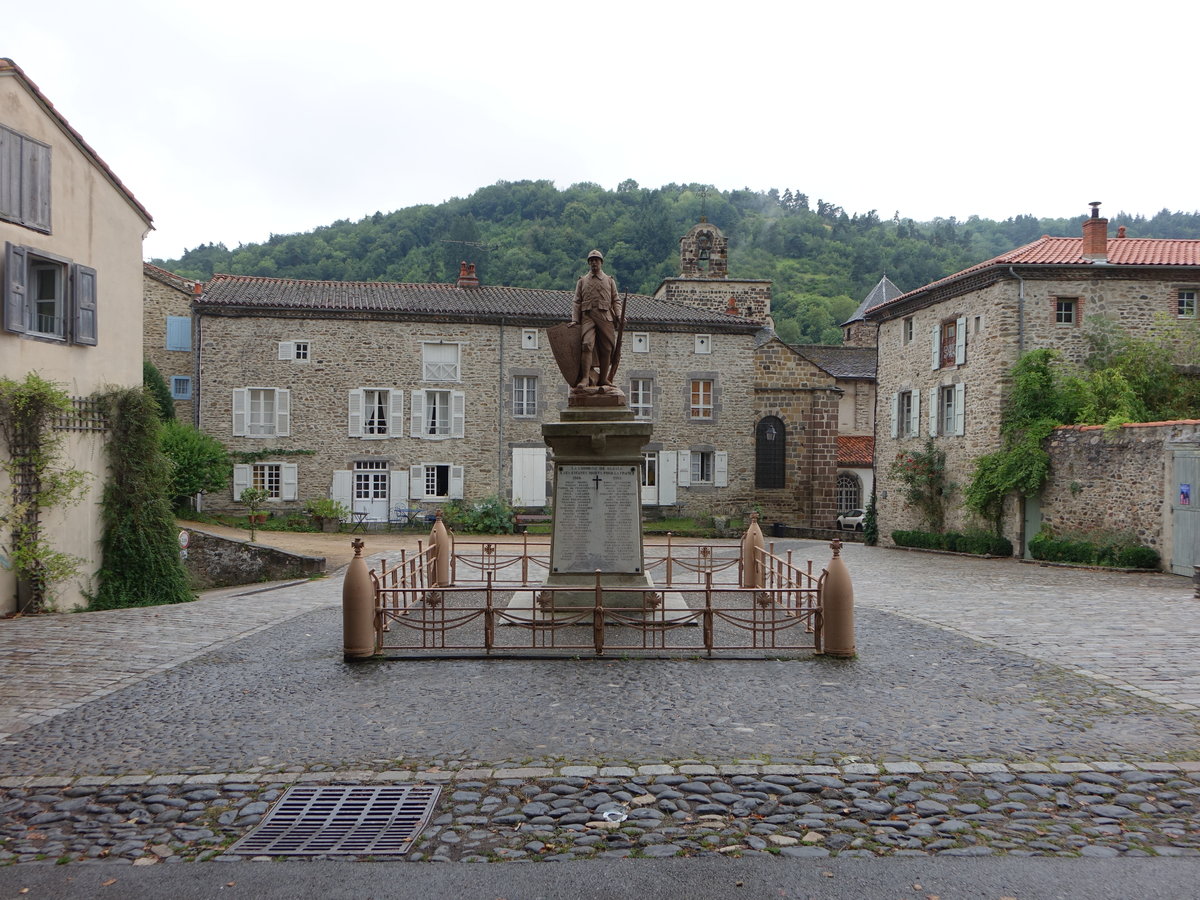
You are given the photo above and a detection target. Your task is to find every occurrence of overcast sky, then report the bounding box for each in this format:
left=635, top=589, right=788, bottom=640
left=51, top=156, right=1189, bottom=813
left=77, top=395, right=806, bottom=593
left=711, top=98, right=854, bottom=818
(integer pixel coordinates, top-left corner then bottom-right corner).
left=9, top=0, right=1199, bottom=260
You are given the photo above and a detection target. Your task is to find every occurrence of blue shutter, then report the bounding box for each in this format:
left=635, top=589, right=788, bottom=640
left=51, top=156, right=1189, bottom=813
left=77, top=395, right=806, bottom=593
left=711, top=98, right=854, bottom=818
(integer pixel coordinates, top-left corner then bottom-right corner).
left=166, top=316, right=191, bottom=351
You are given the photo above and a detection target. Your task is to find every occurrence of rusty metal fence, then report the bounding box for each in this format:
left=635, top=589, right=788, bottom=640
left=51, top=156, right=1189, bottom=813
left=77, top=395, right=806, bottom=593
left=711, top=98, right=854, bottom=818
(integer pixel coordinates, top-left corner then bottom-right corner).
left=366, top=536, right=825, bottom=658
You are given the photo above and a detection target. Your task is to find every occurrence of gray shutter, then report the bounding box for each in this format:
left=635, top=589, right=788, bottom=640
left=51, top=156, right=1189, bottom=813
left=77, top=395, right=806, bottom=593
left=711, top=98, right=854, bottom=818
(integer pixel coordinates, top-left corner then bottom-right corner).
left=714, top=451, right=729, bottom=488
left=390, top=469, right=409, bottom=512
left=277, top=341, right=294, bottom=360
left=348, top=389, right=363, bottom=438
left=281, top=463, right=299, bottom=501
left=449, top=465, right=465, bottom=499
left=410, top=390, right=425, bottom=438
left=232, top=389, right=248, bottom=436
left=71, top=264, right=97, bottom=346
left=388, top=390, right=405, bottom=438
left=275, top=389, right=291, bottom=436
left=931, top=326, right=940, bottom=370
left=928, top=387, right=939, bottom=437
left=909, top=390, right=921, bottom=437
left=955, top=316, right=967, bottom=365
left=954, top=383, right=966, bottom=436
left=410, top=465, right=424, bottom=499
left=451, top=391, right=466, bottom=438
left=3, top=242, right=27, bottom=334
left=677, top=450, right=691, bottom=487
left=0, top=129, right=19, bottom=222
left=890, top=393, right=899, bottom=439
left=23, top=139, right=51, bottom=232
left=232, top=464, right=251, bottom=500
left=658, top=451, right=678, bottom=506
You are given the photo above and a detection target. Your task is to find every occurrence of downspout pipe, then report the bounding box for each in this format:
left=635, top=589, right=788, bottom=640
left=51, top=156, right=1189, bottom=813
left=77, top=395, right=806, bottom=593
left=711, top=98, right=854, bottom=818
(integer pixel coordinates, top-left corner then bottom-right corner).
left=1008, top=266, right=1026, bottom=355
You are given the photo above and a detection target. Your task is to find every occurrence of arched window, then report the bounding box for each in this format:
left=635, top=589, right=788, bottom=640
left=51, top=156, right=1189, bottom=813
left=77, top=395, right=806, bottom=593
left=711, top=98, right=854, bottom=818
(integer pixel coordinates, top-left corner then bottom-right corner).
left=755, top=417, right=786, bottom=489
left=837, top=472, right=862, bottom=512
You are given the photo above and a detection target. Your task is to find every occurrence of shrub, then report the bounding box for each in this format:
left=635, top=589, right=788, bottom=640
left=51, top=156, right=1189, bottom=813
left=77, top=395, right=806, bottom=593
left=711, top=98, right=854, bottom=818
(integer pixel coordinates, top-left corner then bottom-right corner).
left=1115, top=545, right=1160, bottom=569
left=304, top=497, right=350, bottom=521
left=1029, top=527, right=1158, bottom=569
left=443, top=495, right=515, bottom=534
left=892, top=529, right=1012, bottom=557
left=142, top=360, right=175, bottom=421
left=160, top=420, right=231, bottom=511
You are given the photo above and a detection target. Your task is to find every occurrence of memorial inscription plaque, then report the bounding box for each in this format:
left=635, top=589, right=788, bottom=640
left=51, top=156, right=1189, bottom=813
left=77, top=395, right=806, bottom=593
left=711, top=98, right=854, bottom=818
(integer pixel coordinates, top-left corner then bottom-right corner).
left=551, top=465, right=643, bottom=574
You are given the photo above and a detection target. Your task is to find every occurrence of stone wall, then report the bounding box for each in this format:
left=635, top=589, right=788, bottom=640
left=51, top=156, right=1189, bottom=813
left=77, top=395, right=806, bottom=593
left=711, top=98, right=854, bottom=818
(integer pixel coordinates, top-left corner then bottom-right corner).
left=655, top=279, right=772, bottom=327
left=181, top=527, right=325, bottom=589
left=143, top=270, right=197, bottom=424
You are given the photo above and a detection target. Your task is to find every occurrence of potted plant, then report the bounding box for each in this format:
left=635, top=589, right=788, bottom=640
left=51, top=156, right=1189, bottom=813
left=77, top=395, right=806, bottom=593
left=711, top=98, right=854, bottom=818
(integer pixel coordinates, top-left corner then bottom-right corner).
left=305, top=497, right=349, bottom=533
left=239, top=487, right=269, bottom=540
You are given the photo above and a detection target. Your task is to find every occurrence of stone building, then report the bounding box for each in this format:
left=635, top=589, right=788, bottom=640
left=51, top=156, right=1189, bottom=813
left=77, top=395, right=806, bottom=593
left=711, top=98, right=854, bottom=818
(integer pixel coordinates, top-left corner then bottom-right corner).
left=143, top=263, right=200, bottom=423
left=1, top=58, right=153, bottom=612
left=865, top=205, right=1200, bottom=567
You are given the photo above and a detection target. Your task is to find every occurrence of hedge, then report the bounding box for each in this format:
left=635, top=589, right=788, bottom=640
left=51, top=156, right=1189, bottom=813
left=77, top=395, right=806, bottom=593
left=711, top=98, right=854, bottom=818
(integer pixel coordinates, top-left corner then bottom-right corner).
left=1028, top=530, right=1159, bottom=569
left=892, top=529, right=1014, bottom=557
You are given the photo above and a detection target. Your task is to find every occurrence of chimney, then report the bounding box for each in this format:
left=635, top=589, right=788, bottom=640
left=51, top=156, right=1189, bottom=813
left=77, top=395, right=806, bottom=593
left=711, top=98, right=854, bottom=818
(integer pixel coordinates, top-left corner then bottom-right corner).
left=192, top=281, right=203, bottom=295
left=456, top=261, right=480, bottom=288
left=1081, top=201, right=1108, bottom=260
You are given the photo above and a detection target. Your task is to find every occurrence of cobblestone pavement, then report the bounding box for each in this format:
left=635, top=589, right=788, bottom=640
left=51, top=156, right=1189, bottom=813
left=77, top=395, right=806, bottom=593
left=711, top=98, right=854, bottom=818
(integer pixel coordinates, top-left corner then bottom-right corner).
left=1, top=540, right=1198, bottom=866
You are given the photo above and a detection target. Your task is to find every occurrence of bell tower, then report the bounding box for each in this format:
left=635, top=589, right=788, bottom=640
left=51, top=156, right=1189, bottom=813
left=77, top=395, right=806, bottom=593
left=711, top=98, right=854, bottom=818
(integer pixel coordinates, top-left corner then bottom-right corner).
left=653, top=218, right=771, bottom=325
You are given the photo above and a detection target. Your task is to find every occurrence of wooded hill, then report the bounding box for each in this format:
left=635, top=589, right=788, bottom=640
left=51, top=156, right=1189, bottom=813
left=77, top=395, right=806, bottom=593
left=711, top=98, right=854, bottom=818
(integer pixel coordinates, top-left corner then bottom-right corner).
left=150, top=181, right=1200, bottom=346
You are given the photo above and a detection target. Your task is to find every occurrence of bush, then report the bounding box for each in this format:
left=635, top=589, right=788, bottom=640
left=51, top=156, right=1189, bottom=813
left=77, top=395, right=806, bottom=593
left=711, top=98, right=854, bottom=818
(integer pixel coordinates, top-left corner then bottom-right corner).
left=142, top=360, right=175, bottom=421
left=892, top=529, right=1012, bottom=557
left=1115, top=545, right=1161, bottom=569
left=160, top=421, right=231, bottom=511
left=443, top=495, right=515, bottom=534
left=1028, top=527, right=1158, bottom=569
left=304, top=497, right=349, bottom=521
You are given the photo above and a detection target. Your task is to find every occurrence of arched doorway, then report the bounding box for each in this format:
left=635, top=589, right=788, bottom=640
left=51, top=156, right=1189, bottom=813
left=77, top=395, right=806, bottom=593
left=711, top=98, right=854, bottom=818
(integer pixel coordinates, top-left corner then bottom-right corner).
left=755, top=417, right=786, bottom=489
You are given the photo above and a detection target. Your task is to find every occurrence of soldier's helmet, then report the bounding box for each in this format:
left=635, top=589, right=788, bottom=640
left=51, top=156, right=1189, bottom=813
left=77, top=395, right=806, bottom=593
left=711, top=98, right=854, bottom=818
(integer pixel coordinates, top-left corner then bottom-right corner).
left=587, top=249, right=604, bottom=261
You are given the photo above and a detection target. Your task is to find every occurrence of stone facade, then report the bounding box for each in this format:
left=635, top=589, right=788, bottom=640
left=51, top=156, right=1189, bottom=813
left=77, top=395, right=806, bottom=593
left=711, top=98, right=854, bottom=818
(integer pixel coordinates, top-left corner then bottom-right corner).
left=1, top=59, right=152, bottom=613
left=868, top=218, right=1200, bottom=555
left=143, top=264, right=199, bottom=423
left=655, top=221, right=772, bottom=325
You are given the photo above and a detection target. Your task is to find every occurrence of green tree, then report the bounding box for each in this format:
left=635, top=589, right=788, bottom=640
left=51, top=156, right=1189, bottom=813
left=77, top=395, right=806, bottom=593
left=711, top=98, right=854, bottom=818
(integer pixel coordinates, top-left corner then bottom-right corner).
left=142, top=360, right=175, bottom=421
left=159, top=421, right=232, bottom=511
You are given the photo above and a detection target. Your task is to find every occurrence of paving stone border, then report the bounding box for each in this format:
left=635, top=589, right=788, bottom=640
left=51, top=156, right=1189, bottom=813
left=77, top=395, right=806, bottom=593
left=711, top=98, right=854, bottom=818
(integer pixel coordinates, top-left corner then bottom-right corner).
left=2, top=761, right=1197, bottom=865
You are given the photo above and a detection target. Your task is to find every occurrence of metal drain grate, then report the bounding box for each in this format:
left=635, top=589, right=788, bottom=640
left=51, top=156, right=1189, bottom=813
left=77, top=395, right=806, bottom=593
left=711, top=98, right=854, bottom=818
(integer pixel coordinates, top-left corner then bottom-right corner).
left=229, top=784, right=441, bottom=857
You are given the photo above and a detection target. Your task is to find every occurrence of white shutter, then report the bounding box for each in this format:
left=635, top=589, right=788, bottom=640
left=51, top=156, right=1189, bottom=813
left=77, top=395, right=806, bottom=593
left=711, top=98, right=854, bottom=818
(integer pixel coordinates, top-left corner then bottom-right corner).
left=931, top=326, right=940, bottom=370
left=410, top=465, right=424, bottom=499
left=277, top=341, right=294, bottom=361
left=348, top=389, right=364, bottom=438
left=658, top=451, right=678, bottom=506
left=890, top=393, right=899, bottom=439
left=954, top=383, right=966, bottom=436
left=451, top=391, right=466, bottom=438
left=955, top=316, right=967, bottom=365
left=410, top=390, right=425, bottom=438
left=909, top=390, right=920, bottom=437
left=714, top=451, right=729, bottom=487
left=677, top=451, right=692, bottom=487
left=281, top=463, right=299, bottom=501
left=388, top=390, right=405, bottom=438
left=275, top=389, right=291, bottom=436
left=232, top=389, right=248, bottom=436
left=512, top=447, right=547, bottom=506
left=232, top=464, right=251, bottom=500
left=390, top=469, right=409, bottom=511
left=449, top=465, right=465, bottom=499
left=331, top=470, right=353, bottom=507
left=928, top=387, right=939, bottom=437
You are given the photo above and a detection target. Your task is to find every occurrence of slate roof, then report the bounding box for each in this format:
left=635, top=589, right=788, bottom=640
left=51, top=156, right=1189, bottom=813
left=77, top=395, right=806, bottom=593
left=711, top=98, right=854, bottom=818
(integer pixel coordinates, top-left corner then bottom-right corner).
left=868, top=235, right=1200, bottom=317
left=843, top=275, right=904, bottom=325
left=1, top=58, right=152, bottom=226
left=837, top=435, right=874, bottom=466
left=198, top=274, right=762, bottom=333
left=790, top=344, right=877, bottom=379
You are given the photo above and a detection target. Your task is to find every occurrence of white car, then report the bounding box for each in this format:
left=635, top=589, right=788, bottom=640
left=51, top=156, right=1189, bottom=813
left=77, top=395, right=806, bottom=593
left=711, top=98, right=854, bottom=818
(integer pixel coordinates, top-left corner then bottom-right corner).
left=836, top=509, right=865, bottom=531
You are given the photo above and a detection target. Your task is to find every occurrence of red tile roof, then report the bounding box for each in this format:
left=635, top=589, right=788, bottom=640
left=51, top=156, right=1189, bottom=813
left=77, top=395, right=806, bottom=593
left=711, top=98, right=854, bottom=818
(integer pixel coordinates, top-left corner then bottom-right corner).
left=868, top=235, right=1200, bottom=316
left=837, top=435, right=874, bottom=466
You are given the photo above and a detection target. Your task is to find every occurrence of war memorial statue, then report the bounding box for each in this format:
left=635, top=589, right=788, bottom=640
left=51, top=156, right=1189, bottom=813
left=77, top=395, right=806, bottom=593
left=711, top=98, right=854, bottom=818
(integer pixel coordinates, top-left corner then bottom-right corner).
left=549, top=249, right=627, bottom=406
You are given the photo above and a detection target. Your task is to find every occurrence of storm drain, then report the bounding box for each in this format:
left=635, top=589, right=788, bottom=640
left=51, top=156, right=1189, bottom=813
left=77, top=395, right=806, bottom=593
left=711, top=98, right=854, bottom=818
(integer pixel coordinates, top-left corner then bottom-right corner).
left=229, top=784, right=441, bottom=857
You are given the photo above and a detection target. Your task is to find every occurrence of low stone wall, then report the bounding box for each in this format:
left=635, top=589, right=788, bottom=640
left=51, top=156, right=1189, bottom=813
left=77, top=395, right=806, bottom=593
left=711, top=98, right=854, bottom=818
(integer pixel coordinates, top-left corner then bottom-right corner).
left=180, top=528, right=325, bottom=589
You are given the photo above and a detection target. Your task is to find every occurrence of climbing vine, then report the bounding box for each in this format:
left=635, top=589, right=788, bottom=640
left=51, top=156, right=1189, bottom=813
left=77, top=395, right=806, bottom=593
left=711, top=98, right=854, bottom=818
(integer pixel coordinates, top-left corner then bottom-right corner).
left=889, top=439, right=953, bottom=533
left=0, top=374, right=89, bottom=613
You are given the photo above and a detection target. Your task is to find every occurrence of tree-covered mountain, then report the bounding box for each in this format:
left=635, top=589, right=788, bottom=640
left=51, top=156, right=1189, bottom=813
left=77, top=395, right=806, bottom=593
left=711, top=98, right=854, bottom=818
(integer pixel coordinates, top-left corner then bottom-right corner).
left=150, top=182, right=1200, bottom=346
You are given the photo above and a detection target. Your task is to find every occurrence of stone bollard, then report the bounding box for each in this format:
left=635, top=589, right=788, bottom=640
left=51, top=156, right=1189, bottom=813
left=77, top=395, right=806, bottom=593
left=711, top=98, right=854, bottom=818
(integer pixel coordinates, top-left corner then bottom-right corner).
left=429, top=510, right=452, bottom=587
left=822, top=538, right=856, bottom=658
left=342, top=538, right=376, bottom=661
left=740, top=512, right=765, bottom=589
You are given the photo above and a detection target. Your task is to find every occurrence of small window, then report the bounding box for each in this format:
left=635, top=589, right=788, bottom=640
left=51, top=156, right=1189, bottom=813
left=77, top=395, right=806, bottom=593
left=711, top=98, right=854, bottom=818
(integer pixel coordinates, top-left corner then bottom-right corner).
left=940, top=320, right=957, bottom=366
left=165, top=316, right=191, bottom=350
left=691, top=450, right=715, bottom=484
left=694, top=334, right=711, bottom=354
left=29, top=258, right=65, bottom=338
left=277, top=340, right=310, bottom=361
left=1179, top=290, right=1197, bottom=318
left=425, top=389, right=451, bottom=435
left=641, top=452, right=657, bottom=489
left=293, top=340, right=309, bottom=360
left=512, top=375, right=538, bottom=417
left=411, top=463, right=463, bottom=500
left=363, top=389, right=390, bottom=435
left=939, top=385, right=957, bottom=434
left=253, top=463, right=282, bottom=499
left=630, top=378, right=653, bottom=420
left=422, top=342, right=461, bottom=381
left=1054, top=298, right=1077, bottom=325
left=973, top=316, right=981, bottom=334
left=903, top=318, right=914, bottom=344
left=521, top=328, right=539, bottom=349
left=690, top=379, right=713, bottom=419
left=631, top=333, right=650, bottom=353
left=898, top=391, right=916, bottom=437
left=170, top=376, right=192, bottom=400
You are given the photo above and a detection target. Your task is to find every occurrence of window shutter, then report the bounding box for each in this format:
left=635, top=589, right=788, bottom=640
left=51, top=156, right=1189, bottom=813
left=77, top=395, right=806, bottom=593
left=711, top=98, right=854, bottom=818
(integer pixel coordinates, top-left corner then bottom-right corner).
left=449, top=465, right=465, bottom=499
left=451, top=391, right=466, bottom=438
left=410, top=390, right=425, bottom=438
left=390, top=469, right=409, bottom=510
left=166, top=316, right=191, bottom=351
left=277, top=341, right=294, bottom=360
left=348, top=389, right=363, bottom=438
left=714, top=451, right=729, bottom=487
left=0, top=133, right=19, bottom=222
left=931, top=326, right=940, bottom=370
left=275, top=389, right=291, bottom=436
left=955, top=316, right=966, bottom=365
left=388, top=390, right=405, bottom=438
left=24, top=139, right=51, bottom=232
left=232, top=389, right=248, bottom=436
left=954, top=383, right=966, bottom=436
left=928, top=387, right=939, bottom=437
left=677, top=450, right=692, bottom=487
left=71, top=264, right=98, bottom=346
left=281, top=463, right=299, bottom=501
left=410, top=465, right=424, bottom=498
left=890, top=393, right=899, bottom=439
left=330, top=470, right=353, bottom=508
left=232, top=464, right=251, bottom=500
left=3, top=242, right=27, bottom=334
left=658, top=451, right=678, bottom=505
left=910, top=390, right=921, bottom=437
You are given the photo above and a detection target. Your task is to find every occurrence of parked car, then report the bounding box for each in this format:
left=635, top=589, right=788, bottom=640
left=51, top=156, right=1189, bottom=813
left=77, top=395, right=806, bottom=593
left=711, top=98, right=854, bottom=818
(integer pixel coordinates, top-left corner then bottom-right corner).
left=836, top=509, right=865, bottom=531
